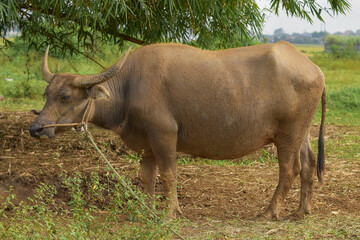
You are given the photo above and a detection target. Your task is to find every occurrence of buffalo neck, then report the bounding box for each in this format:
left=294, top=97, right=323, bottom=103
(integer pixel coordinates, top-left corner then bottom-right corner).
left=89, top=65, right=130, bottom=131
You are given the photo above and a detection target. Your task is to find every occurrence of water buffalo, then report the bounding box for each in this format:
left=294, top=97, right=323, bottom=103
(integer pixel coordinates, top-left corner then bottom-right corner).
left=30, top=41, right=326, bottom=220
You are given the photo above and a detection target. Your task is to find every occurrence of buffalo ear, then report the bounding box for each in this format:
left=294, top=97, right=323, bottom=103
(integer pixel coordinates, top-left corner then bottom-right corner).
left=86, top=85, right=110, bottom=100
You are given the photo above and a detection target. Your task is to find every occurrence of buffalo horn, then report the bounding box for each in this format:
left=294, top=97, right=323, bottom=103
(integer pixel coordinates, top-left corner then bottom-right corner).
left=42, top=46, right=54, bottom=83
left=72, top=47, right=132, bottom=88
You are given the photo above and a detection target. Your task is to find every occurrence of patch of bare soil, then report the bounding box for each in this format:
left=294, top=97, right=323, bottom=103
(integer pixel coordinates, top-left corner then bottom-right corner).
left=0, top=111, right=359, bottom=222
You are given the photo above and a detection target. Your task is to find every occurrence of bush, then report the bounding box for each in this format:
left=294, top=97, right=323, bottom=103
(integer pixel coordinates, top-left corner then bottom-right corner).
left=329, top=43, right=358, bottom=59
left=325, top=35, right=360, bottom=46
left=325, top=35, right=360, bottom=59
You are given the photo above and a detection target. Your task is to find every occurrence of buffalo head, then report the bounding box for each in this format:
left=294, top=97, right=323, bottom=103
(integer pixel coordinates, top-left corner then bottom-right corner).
left=29, top=46, right=131, bottom=138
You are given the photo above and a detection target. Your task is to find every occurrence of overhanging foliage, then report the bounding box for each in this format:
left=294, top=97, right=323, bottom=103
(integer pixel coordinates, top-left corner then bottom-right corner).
left=0, top=0, right=352, bottom=54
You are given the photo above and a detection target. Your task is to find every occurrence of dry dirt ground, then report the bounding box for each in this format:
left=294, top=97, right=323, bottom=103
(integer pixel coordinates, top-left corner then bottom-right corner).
left=0, top=111, right=359, bottom=223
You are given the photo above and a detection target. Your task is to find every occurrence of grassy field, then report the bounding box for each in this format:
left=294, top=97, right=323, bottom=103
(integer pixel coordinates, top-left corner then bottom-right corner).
left=0, top=39, right=132, bottom=100
left=0, top=42, right=359, bottom=239
left=295, top=44, right=360, bottom=126
left=1, top=42, right=359, bottom=125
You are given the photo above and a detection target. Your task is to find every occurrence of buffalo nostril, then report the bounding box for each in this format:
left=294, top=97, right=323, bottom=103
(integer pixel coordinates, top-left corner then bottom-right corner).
left=29, top=124, right=43, bottom=138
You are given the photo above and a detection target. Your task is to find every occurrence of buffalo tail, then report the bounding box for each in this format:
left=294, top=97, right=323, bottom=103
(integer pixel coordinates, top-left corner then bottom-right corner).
left=317, top=88, right=326, bottom=183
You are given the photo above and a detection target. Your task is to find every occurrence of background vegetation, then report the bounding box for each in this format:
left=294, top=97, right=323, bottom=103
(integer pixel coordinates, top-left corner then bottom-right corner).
left=1, top=37, right=359, bottom=126
left=325, top=35, right=360, bottom=46
left=0, top=38, right=125, bottom=99
left=296, top=44, right=360, bottom=126
left=325, top=35, right=360, bottom=58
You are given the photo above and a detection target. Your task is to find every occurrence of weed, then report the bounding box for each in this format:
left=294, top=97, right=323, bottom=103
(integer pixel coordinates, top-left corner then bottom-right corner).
left=0, top=168, right=181, bottom=239
left=124, top=151, right=142, bottom=164
left=178, top=156, right=193, bottom=165
left=259, top=149, right=271, bottom=163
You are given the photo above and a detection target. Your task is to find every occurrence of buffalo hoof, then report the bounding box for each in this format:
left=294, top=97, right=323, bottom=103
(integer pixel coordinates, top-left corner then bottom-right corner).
left=176, top=206, right=183, bottom=216
left=164, top=207, right=183, bottom=221
left=165, top=211, right=179, bottom=221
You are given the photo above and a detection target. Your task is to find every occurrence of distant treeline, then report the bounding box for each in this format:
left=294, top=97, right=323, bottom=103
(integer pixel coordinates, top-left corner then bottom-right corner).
left=265, top=28, right=360, bottom=46
left=264, top=28, right=328, bottom=44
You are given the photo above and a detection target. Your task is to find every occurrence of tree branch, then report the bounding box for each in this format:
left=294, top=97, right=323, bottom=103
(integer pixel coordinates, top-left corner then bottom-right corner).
left=17, top=2, right=146, bottom=46
left=17, top=7, right=107, bottom=69
left=38, top=25, right=107, bottom=69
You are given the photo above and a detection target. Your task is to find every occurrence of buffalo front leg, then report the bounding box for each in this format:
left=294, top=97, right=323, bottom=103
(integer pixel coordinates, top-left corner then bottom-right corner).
left=257, top=142, right=302, bottom=220
left=150, top=135, right=182, bottom=219
left=139, top=155, right=157, bottom=209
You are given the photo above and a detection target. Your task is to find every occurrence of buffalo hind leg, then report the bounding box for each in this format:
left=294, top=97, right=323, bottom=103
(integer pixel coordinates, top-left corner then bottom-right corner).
left=285, top=133, right=317, bottom=219
left=139, top=155, right=157, bottom=209
left=256, top=139, right=302, bottom=220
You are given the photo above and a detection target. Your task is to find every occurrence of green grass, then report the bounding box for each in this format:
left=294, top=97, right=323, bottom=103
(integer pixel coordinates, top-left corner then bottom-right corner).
left=178, top=156, right=259, bottom=167
left=294, top=44, right=324, bottom=57
left=312, top=56, right=360, bottom=126
left=178, top=148, right=278, bottom=167
left=183, top=215, right=360, bottom=239
left=0, top=98, right=45, bottom=111
left=294, top=45, right=360, bottom=126
left=323, top=129, right=360, bottom=161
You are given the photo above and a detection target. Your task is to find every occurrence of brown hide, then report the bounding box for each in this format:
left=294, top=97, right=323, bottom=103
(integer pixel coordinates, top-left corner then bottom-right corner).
left=30, top=41, right=325, bottom=220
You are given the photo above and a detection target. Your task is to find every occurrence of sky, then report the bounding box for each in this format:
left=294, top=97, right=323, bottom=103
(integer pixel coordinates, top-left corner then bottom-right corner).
left=257, top=0, right=360, bottom=35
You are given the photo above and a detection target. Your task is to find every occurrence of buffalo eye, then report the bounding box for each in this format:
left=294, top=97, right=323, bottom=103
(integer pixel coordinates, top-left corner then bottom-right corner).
left=60, top=95, right=70, bottom=102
